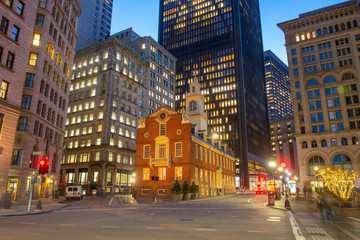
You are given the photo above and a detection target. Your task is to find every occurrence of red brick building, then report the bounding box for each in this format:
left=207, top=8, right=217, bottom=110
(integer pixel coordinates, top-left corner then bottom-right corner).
left=134, top=82, right=236, bottom=198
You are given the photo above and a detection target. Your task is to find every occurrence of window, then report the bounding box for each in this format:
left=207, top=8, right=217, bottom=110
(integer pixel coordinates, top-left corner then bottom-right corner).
left=158, top=143, right=167, bottom=158
left=302, top=141, right=308, bottom=148
left=0, top=113, right=4, bottom=134
left=29, top=53, right=38, bottom=66
left=159, top=123, right=166, bottom=136
left=341, top=138, right=348, bottom=146
left=11, top=25, right=19, bottom=41
left=6, top=52, right=15, bottom=69
left=333, top=154, right=352, bottom=170
left=331, top=139, right=337, bottom=146
left=295, top=82, right=300, bottom=88
left=352, top=137, right=358, bottom=145
left=175, top=142, right=182, bottom=157
left=321, top=139, right=327, bottom=147
left=307, top=79, right=319, bottom=86
left=17, top=116, right=27, bottom=131
left=35, top=14, right=45, bottom=26
left=143, top=168, right=150, bottom=181
left=311, top=140, right=317, bottom=148
left=175, top=167, right=182, bottom=180
left=308, top=156, right=325, bottom=176
left=158, top=167, right=166, bottom=180
left=143, top=145, right=150, bottom=159
left=16, top=1, right=24, bottom=15
left=0, top=80, right=9, bottom=99
left=4, top=0, right=13, bottom=7
left=38, top=0, right=47, bottom=8
left=33, top=33, right=41, bottom=46
left=0, top=17, right=9, bottom=34
left=21, top=95, right=31, bottom=109
left=25, top=73, right=34, bottom=87
left=12, top=149, right=22, bottom=166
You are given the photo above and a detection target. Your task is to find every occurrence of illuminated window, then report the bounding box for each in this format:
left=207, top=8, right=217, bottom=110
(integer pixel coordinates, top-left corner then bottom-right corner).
left=29, top=53, right=38, bottom=66
left=96, top=138, right=101, bottom=145
left=33, top=33, right=41, bottom=46
left=143, top=168, right=150, bottom=180
left=97, top=124, right=102, bottom=132
left=103, top=51, right=108, bottom=59
left=158, top=167, right=166, bottom=180
left=175, top=167, right=182, bottom=180
left=143, top=145, right=150, bottom=159
left=98, top=111, right=103, bottom=119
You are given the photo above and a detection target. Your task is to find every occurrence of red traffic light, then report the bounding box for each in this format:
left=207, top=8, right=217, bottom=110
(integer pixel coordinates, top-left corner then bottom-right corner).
left=40, top=159, right=45, bottom=165
left=39, top=158, right=49, bottom=175
left=280, top=162, right=286, bottom=168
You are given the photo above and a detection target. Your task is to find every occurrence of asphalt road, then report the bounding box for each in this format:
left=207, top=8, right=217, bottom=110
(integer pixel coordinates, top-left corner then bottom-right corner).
left=0, top=194, right=351, bottom=240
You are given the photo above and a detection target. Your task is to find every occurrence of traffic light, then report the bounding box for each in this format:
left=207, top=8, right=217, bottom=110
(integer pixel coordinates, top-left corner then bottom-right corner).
left=258, top=175, right=266, bottom=182
left=151, top=176, right=159, bottom=181
left=39, top=157, right=49, bottom=175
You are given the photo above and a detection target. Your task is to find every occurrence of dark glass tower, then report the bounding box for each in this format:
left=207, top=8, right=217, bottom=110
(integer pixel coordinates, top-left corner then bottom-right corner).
left=159, top=0, right=271, bottom=188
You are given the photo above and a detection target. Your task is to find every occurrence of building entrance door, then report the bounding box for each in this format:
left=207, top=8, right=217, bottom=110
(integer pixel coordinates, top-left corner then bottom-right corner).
left=7, top=177, right=19, bottom=200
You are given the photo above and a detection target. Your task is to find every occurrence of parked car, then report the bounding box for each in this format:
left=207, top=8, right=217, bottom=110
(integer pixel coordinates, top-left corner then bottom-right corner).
left=65, top=186, right=83, bottom=200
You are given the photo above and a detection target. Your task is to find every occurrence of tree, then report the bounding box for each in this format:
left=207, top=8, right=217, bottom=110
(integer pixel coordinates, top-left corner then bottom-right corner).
left=182, top=179, right=190, bottom=193
left=316, top=168, right=359, bottom=201
left=171, top=180, right=182, bottom=194
left=190, top=181, right=199, bottom=193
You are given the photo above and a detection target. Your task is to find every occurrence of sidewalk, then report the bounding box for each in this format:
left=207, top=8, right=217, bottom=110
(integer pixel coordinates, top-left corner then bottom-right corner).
left=0, top=197, right=69, bottom=217
left=267, top=194, right=360, bottom=240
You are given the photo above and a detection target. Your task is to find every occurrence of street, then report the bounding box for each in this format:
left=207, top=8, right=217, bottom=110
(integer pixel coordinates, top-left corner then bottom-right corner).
left=0, top=193, right=352, bottom=240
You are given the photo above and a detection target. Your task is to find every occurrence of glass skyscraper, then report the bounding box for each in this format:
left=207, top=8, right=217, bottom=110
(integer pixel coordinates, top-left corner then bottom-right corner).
left=76, top=0, right=113, bottom=50
left=264, top=50, right=293, bottom=121
left=159, top=0, right=271, bottom=188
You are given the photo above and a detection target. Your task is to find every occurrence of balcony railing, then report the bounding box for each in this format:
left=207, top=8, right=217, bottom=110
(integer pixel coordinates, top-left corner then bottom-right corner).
left=149, top=157, right=172, bottom=168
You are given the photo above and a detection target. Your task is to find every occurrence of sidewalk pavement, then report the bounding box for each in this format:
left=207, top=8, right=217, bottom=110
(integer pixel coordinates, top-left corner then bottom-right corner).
left=267, top=194, right=360, bottom=240
left=0, top=197, right=69, bottom=217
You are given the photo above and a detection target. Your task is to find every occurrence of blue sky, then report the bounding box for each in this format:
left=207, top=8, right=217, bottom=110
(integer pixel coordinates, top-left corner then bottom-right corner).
left=111, top=0, right=345, bottom=64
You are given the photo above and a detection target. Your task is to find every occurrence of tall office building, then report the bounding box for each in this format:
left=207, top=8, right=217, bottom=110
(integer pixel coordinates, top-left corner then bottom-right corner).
left=0, top=0, right=38, bottom=197
left=76, top=0, right=113, bottom=51
left=62, top=37, right=149, bottom=195
left=159, top=0, right=271, bottom=188
left=8, top=0, right=81, bottom=200
left=278, top=0, right=360, bottom=190
left=264, top=50, right=293, bottom=121
left=112, top=28, right=176, bottom=114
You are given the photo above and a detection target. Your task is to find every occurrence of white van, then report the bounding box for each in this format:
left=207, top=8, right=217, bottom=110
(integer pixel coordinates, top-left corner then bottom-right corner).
left=65, top=186, right=83, bottom=200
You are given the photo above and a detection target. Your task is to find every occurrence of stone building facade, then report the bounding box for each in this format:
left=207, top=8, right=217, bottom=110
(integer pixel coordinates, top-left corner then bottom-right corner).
left=134, top=82, right=236, bottom=199
left=278, top=0, right=360, bottom=190
left=113, top=28, right=176, bottom=113
left=61, top=37, right=149, bottom=196
left=0, top=0, right=38, bottom=197
left=9, top=0, right=81, bottom=200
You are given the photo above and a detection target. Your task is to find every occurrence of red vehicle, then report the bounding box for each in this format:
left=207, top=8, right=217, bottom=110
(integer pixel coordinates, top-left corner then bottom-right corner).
left=255, top=182, right=266, bottom=194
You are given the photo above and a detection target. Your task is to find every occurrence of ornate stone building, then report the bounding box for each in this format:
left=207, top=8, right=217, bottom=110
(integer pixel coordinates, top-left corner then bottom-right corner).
left=278, top=0, right=360, bottom=190
left=61, top=37, right=149, bottom=196
left=9, top=0, right=81, bottom=200
left=0, top=0, right=38, bottom=198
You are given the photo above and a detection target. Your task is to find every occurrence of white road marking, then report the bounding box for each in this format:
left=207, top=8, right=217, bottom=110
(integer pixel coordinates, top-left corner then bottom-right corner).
left=196, top=228, right=217, bottom=231
left=349, top=217, right=360, bottom=222
left=248, top=231, right=265, bottom=233
left=227, top=215, right=237, bottom=218
left=267, top=219, right=281, bottom=222
left=146, top=227, right=164, bottom=230
left=60, top=224, right=77, bottom=227
left=287, top=211, right=306, bottom=240
left=268, top=217, right=281, bottom=219
left=102, top=225, right=120, bottom=228
left=108, top=197, right=113, bottom=206
left=20, top=222, right=35, bottom=225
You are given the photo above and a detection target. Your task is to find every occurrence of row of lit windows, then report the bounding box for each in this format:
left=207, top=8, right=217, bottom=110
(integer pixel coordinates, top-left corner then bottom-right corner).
left=63, top=152, right=133, bottom=165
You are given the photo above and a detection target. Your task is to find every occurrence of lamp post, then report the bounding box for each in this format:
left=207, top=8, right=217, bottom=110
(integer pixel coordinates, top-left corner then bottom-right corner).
left=269, top=161, right=276, bottom=194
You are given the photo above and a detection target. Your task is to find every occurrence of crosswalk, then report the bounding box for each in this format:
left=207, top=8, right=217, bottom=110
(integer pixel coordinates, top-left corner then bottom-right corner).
left=296, top=212, right=333, bottom=240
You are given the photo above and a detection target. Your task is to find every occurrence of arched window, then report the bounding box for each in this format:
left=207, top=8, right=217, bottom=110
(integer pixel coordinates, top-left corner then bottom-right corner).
left=323, top=28, right=328, bottom=35
left=189, top=100, right=197, bottom=111
left=311, top=140, right=317, bottom=148
left=308, top=156, right=325, bottom=176
left=341, top=23, right=345, bottom=30
left=333, top=154, right=352, bottom=170
left=295, top=34, right=300, bottom=42
left=329, top=26, right=333, bottom=33
left=341, top=138, right=348, bottom=146
left=342, top=73, right=355, bottom=80
left=306, top=32, right=311, bottom=39
left=295, top=81, right=300, bottom=88
left=331, top=139, right=337, bottom=146
left=353, top=20, right=358, bottom=27
left=192, top=86, right=195, bottom=92
left=347, top=21, right=351, bottom=29
left=352, top=137, right=358, bottom=145
left=317, top=29, right=322, bottom=36
left=324, top=76, right=336, bottom=84
left=302, top=141, right=308, bottom=148
left=321, top=139, right=327, bottom=147
left=307, top=79, right=319, bottom=86
left=335, top=25, right=339, bottom=32
left=312, top=30, right=316, bottom=38
left=301, top=33, right=305, bottom=41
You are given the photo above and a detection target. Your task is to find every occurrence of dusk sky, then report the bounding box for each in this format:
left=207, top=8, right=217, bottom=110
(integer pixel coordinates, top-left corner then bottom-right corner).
left=111, top=0, right=345, bottom=65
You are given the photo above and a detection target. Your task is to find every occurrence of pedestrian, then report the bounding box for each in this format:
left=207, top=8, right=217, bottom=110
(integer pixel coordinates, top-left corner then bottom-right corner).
left=303, top=186, right=307, bottom=199
left=296, top=187, right=300, bottom=199
left=317, top=197, right=326, bottom=221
